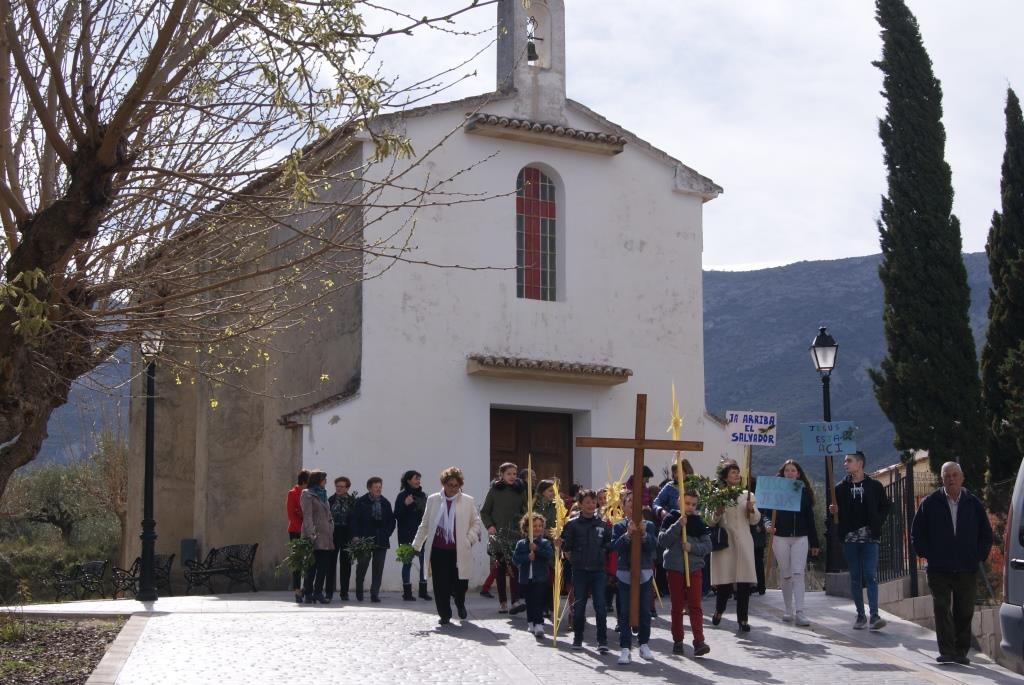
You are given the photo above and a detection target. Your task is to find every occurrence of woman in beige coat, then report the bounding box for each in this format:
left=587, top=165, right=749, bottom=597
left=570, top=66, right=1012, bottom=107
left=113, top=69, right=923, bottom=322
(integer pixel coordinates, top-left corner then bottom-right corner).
left=709, top=459, right=761, bottom=631
left=300, top=469, right=335, bottom=604
left=412, top=466, right=483, bottom=625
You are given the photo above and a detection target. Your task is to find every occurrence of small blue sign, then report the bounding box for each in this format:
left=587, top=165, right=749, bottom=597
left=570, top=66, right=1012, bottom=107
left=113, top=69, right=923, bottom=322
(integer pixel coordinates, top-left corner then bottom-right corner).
left=800, top=421, right=857, bottom=457
left=756, top=476, right=804, bottom=512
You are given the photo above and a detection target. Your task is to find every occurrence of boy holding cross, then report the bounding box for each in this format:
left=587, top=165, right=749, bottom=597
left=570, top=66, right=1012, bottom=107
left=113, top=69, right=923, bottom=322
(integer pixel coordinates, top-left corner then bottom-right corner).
left=658, top=490, right=712, bottom=657
left=610, top=488, right=658, bottom=665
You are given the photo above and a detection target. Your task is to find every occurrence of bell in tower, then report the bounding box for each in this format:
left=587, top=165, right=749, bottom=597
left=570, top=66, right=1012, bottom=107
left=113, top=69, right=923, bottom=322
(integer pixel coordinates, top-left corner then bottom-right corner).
left=496, top=0, right=567, bottom=123
left=526, top=16, right=540, bottom=63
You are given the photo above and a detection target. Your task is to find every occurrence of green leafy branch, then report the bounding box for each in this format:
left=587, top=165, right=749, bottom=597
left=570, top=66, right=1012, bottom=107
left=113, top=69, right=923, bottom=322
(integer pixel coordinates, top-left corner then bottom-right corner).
left=684, top=475, right=745, bottom=516
left=0, top=269, right=53, bottom=340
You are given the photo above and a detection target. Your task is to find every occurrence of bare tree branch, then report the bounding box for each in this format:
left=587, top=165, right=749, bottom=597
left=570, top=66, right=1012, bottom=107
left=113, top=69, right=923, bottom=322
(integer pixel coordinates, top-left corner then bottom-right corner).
left=0, top=0, right=503, bottom=500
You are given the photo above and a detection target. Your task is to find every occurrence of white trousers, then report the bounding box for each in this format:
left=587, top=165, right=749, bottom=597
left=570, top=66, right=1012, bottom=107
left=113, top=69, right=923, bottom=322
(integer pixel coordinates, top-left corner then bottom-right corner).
left=772, top=535, right=809, bottom=614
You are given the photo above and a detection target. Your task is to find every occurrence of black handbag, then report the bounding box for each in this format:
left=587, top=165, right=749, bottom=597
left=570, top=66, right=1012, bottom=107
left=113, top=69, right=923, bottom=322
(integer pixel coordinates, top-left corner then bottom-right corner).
left=710, top=525, right=729, bottom=551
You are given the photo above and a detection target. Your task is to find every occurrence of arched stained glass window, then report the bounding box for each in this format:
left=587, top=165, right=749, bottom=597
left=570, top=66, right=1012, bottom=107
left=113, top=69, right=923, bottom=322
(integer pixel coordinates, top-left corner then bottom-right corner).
left=516, top=167, right=556, bottom=301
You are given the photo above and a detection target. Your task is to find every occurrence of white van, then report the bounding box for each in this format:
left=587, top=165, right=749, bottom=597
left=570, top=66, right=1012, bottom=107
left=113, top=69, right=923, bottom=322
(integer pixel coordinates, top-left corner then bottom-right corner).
left=1000, top=457, right=1024, bottom=670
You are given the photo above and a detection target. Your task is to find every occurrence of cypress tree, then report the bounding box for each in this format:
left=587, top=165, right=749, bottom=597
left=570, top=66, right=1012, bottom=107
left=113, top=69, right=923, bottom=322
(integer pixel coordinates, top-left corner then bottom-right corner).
left=982, top=88, right=1024, bottom=504
left=1002, top=329, right=1024, bottom=460
left=867, top=0, right=986, bottom=478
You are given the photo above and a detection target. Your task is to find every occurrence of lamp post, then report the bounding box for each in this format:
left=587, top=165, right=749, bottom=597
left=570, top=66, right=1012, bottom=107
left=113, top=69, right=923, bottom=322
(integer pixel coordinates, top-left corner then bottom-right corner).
left=137, top=332, right=163, bottom=602
left=810, top=326, right=844, bottom=573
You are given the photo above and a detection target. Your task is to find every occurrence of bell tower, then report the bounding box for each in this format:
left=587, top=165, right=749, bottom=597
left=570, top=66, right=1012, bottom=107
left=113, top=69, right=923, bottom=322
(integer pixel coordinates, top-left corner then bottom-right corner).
left=496, top=0, right=567, bottom=124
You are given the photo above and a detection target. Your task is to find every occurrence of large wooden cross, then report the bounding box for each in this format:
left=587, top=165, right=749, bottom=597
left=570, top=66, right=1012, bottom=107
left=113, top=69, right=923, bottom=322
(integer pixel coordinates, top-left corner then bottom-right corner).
left=575, top=393, right=703, bottom=628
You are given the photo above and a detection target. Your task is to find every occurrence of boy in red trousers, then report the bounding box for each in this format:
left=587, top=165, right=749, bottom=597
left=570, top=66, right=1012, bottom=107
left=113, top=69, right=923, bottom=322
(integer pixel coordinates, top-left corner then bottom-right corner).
left=658, top=490, right=711, bottom=657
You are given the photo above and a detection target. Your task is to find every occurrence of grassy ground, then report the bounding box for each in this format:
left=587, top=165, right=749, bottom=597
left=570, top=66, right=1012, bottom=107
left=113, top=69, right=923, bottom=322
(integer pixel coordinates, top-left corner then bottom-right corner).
left=0, top=616, right=124, bottom=685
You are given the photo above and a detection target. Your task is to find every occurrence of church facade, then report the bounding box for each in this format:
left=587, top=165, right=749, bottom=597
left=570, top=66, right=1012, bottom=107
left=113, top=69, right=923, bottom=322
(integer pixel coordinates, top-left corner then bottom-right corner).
left=127, top=0, right=744, bottom=589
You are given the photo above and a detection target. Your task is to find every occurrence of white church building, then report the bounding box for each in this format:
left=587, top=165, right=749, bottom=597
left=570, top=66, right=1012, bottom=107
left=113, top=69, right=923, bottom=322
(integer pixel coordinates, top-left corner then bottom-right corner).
left=129, top=0, right=744, bottom=589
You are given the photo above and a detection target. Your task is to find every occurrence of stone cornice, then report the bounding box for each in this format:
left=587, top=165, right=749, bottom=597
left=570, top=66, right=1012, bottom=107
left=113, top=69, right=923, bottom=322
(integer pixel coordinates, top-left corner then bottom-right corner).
left=466, top=354, right=631, bottom=385
left=465, top=113, right=626, bottom=155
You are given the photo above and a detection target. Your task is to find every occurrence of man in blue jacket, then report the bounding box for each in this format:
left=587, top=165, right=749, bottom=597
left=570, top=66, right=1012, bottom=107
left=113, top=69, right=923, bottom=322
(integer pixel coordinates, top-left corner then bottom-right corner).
left=911, top=462, right=993, bottom=666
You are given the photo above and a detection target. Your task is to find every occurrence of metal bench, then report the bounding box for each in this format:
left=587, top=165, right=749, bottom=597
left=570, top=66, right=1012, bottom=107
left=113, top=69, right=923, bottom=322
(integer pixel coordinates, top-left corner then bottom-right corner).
left=183, top=544, right=258, bottom=594
left=52, top=559, right=109, bottom=601
left=112, top=553, right=176, bottom=598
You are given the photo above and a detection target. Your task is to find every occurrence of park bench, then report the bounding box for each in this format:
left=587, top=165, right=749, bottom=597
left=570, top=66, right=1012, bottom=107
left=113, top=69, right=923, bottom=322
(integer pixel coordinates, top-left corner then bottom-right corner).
left=183, top=543, right=258, bottom=594
left=52, top=559, right=109, bottom=601
left=111, top=553, right=176, bottom=598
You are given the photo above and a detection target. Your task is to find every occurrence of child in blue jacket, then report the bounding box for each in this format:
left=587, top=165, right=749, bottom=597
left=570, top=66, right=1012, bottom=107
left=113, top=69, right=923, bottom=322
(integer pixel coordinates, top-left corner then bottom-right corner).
left=512, top=512, right=554, bottom=637
left=610, top=489, right=658, bottom=665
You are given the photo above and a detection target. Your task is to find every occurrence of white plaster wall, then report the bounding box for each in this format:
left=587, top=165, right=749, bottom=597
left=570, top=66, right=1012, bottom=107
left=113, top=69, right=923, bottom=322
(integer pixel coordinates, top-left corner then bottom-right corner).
left=302, top=99, right=744, bottom=589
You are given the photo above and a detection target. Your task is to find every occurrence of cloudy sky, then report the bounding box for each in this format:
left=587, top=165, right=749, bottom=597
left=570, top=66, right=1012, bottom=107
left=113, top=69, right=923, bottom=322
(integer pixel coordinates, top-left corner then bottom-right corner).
left=364, top=1, right=1024, bottom=270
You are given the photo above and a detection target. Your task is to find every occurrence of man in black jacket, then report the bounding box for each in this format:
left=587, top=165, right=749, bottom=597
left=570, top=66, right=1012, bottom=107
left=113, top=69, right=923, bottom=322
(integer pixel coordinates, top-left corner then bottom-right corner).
left=911, top=462, right=993, bottom=666
left=829, top=451, right=891, bottom=631
left=352, top=477, right=396, bottom=602
left=560, top=489, right=612, bottom=653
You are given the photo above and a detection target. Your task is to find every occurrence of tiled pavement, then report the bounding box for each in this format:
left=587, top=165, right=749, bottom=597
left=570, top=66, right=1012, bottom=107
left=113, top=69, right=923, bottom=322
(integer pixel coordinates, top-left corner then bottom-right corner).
left=11, top=589, right=1024, bottom=684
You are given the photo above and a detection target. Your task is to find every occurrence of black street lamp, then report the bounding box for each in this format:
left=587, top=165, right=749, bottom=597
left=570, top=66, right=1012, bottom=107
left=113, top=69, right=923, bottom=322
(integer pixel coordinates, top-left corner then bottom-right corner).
left=810, top=326, right=844, bottom=573
left=137, top=333, right=163, bottom=602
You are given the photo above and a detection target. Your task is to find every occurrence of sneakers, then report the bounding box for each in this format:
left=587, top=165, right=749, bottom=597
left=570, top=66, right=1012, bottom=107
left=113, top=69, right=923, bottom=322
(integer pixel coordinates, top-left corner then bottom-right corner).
left=954, top=655, right=970, bottom=665
left=571, top=639, right=584, bottom=650
left=480, top=589, right=494, bottom=598
left=869, top=616, right=887, bottom=631
left=781, top=614, right=793, bottom=623
left=693, top=641, right=710, bottom=657
left=795, top=612, right=810, bottom=627
left=532, top=624, right=545, bottom=637
left=617, top=648, right=632, bottom=665
left=672, top=641, right=685, bottom=655
left=936, top=654, right=956, bottom=664
left=598, top=644, right=609, bottom=654
left=499, top=603, right=508, bottom=614
left=509, top=601, right=527, bottom=615
left=853, top=615, right=868, bottom=630
left=638, top=644, right=654, bottom=660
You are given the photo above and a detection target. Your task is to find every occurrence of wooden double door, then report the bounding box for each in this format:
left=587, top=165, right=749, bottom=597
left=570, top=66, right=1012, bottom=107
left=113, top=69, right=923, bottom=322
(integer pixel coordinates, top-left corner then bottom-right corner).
left=490, top=409, right=573, bottom=485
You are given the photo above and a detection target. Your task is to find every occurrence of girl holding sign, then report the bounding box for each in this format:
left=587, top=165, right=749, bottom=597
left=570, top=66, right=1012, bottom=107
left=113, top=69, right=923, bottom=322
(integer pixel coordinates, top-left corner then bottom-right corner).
left=762, top=459, right=819, bottom=626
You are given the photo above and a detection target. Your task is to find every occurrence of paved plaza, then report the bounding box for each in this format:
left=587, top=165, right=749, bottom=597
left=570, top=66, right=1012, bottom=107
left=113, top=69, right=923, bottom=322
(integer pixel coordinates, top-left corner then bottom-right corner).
left=13, top=589, right=1023, bottom=684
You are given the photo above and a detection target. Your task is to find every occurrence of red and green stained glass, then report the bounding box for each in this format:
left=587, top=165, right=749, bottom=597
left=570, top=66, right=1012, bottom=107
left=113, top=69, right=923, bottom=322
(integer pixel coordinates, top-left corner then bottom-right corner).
left=516, top=167, right=556, bottom=301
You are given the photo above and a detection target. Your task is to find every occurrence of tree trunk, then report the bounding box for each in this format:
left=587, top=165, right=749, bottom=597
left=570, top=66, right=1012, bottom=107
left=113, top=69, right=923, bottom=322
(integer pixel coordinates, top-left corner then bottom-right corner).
left=0, top=139, right=128, bottom=499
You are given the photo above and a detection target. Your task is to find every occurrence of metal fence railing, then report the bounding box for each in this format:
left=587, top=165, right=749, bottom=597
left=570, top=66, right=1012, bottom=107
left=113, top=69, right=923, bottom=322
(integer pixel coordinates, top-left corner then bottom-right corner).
left=878, top=468, right=910, bottom=584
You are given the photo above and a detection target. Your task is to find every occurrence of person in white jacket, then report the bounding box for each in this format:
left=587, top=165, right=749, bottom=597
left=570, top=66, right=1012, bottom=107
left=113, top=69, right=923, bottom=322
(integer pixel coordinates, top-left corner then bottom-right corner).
left=412, top=466, right=483, bottom=625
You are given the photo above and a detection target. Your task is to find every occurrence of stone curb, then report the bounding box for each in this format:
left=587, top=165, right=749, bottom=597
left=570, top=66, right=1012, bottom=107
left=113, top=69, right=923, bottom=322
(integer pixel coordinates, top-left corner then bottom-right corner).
left=85, top=615, right=148, bottom=685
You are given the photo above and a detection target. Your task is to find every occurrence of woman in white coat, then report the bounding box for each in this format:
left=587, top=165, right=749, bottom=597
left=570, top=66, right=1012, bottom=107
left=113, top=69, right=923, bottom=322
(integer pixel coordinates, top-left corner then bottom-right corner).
left=709, top=459, right=761, bottom=632
left=412, top=466, right=483, bottom=625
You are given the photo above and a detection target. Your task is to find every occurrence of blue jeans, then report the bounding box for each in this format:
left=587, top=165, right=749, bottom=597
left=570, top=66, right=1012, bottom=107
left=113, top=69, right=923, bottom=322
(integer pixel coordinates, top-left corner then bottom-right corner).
left=843, top=541, right=880, bottom=618
left=401, top=549, right=425, bottom=584
left=571, top=569, right=608, bottom=645
left=617, top=579, right=652, bottom=648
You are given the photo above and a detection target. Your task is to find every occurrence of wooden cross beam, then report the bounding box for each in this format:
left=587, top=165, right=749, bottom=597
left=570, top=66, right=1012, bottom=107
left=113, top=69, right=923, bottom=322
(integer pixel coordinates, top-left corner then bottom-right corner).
left=575, top=393, right=703, bottom=628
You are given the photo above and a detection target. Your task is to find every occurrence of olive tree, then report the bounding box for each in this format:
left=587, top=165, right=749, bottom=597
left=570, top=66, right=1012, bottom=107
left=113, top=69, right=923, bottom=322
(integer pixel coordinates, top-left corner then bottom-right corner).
left=0, top=0, right=497, bottom=497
